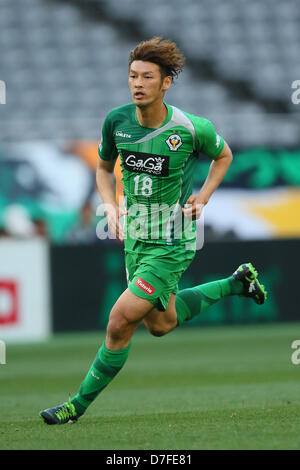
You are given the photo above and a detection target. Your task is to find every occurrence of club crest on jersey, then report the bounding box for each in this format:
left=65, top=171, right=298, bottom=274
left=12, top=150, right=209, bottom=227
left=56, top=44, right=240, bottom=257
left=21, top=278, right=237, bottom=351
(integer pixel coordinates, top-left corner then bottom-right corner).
left=166, top=134, right=183, bottom=151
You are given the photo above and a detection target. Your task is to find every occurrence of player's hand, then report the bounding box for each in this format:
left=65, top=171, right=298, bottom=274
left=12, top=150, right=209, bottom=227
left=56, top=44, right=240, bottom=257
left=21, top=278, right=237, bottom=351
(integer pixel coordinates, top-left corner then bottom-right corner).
left=182, top=195, right=205, bottom=221
left=105, top=204, right=128, bottom=242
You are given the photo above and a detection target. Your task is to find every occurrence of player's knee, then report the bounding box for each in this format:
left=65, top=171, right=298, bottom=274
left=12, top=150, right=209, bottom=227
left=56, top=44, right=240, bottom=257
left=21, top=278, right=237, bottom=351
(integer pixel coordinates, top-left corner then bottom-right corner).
left=106, top=316, right=128, bottom=342
left=145, top=316, right=177, bottom=337
left=148, top=322, right=175, bottom=337
left=149, top=327, right=167, bottom=337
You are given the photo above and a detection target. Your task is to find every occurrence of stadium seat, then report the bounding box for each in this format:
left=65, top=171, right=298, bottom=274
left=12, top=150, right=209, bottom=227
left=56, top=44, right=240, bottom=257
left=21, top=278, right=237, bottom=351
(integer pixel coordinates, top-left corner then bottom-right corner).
left=0, top=0, right=299, bottom=145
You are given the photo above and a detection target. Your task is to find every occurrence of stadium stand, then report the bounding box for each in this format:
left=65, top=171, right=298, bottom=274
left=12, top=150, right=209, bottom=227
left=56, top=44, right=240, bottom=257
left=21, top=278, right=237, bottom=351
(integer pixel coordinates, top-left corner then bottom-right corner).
left=0, top=0, right=299, bottom=147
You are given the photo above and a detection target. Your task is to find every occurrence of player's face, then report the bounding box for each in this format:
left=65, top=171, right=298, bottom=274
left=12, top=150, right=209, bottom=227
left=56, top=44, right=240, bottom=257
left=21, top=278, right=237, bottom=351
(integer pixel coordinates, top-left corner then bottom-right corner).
left=129, top=61, right=171, bottom=107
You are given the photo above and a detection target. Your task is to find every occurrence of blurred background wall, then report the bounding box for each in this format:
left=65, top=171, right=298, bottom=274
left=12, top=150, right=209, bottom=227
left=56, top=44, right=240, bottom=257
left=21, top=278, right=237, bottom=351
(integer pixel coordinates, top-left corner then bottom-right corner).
left=0, top=0, right=299, bottom=339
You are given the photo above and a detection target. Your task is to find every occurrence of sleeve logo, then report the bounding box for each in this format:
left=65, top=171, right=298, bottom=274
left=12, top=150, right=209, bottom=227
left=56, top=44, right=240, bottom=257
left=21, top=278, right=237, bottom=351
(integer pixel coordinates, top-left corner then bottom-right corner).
left=166, top=134, right=183, bottom=151
left=116, top=130, right=132, bottom=138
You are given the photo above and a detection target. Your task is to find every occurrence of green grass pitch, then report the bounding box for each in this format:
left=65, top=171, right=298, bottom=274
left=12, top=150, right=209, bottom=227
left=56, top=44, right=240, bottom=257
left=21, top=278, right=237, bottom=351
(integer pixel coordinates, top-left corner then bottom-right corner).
left=0, top=323, right=300, bottom=450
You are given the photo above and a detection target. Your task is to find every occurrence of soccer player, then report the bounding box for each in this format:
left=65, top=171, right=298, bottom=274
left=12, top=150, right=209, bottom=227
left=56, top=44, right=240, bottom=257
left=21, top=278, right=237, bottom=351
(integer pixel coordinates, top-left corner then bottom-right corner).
left=40, top=37, right=267, bottom=424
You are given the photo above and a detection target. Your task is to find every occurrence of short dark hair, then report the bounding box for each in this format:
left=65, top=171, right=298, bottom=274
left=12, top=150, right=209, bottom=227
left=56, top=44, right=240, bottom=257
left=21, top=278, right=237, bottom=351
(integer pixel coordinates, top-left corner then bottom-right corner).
left=129, top=37, right=185, bottom=80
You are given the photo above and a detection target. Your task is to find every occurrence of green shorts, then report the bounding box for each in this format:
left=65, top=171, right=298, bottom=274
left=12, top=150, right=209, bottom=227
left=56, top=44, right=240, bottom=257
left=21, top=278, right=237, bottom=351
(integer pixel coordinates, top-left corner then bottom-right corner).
left=124, top=238, right=196, bottom=311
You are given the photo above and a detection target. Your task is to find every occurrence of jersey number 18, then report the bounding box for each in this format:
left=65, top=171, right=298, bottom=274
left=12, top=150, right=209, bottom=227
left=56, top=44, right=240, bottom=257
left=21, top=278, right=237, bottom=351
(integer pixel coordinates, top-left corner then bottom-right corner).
left=133, top=175, right=153, bottom=197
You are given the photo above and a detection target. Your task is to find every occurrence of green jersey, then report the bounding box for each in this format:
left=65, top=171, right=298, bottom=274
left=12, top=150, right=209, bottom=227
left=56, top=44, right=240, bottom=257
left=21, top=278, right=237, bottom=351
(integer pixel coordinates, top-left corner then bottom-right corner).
left=98, top=102, right=224, bottom=246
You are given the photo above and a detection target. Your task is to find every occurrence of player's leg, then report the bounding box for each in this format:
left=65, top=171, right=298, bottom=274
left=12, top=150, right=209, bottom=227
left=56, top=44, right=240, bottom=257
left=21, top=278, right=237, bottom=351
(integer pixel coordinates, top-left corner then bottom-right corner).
left=105, top=288, right=154, bottom=349
left=143, top=293, right=177, bottom=337
left=176, top=262, right=267, bottom=326
left=143, top=262, right=267, bottom=334
left=142, top=256, right=245, bottom=336
left=175, top=262, right=266, bottom=326
left=40, top=289, right=153, bottom=425
left=143, top=275, right=237, bottom=335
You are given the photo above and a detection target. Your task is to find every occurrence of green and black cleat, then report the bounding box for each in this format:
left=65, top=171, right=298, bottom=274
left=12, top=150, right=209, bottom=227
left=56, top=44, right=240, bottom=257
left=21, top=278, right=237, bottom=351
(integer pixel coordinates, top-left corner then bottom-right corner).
left=232, top=263, right=267, bottom=305
left=40, top=398, right=78, bottom=425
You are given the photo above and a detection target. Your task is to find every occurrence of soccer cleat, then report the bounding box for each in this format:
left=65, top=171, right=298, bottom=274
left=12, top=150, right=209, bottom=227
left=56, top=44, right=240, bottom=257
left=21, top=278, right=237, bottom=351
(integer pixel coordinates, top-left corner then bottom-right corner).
left=232, top=262, right=267, bottom=305
left=40, top=397, right=78, bottom=425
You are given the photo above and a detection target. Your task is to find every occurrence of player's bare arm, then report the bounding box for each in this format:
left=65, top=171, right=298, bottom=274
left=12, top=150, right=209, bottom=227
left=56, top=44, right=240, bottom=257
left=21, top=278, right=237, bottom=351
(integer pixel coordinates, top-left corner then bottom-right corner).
left=183, top=141, right=233, bottom=220
left=96, top=157, right=127, bottom=241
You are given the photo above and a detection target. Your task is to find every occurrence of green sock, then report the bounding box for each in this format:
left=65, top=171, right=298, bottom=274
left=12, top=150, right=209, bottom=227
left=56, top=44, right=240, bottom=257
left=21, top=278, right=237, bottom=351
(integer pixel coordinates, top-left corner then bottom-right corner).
left=71, top=342, right=131, bottom=416
left=175, top=276, right=243, bottom=326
